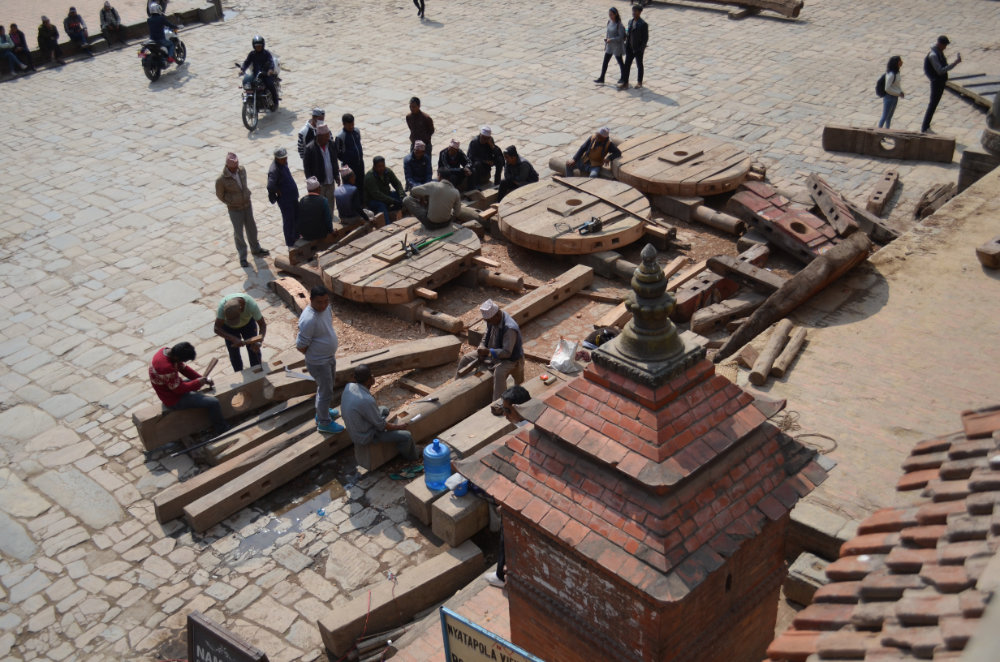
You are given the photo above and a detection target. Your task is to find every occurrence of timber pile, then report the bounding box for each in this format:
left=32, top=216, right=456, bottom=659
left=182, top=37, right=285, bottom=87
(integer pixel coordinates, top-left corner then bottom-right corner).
left=822, top=125, right=955, bottom=163
left=146, top=336, right=464, bottom=532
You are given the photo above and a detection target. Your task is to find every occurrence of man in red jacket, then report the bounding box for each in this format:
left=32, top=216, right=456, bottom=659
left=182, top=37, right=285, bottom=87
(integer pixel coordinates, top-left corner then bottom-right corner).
left=148, top=342, right=229, bottom=434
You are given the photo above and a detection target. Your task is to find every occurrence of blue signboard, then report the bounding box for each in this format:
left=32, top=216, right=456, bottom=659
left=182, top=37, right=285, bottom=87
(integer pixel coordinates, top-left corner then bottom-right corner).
left=440, top=607, right=545, bottom=662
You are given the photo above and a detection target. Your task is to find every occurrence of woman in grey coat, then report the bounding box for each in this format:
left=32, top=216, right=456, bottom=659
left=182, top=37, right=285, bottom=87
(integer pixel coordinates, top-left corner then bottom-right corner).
left=594, top=7, right=626, bottom=85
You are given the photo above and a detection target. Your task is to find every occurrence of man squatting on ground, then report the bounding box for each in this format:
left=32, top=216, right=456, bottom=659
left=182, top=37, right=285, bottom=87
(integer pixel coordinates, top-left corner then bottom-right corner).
left=456, top=299, right=525, bottom=402
left=340, top=363, right=419, bottom=461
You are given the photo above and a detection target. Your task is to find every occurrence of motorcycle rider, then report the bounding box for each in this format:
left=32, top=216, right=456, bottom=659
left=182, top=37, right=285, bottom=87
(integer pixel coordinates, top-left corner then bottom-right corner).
left=146, top=3, right=177, bottom=63
left=239, top=35, right=279, bottom=111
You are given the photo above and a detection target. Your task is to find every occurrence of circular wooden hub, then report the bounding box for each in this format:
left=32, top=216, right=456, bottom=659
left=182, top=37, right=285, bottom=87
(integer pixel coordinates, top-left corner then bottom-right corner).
left=613, top=133, right=751, bottom=196
left=497, top=177, right=649, bottom=255
left=322, top=217, right=480, bottom=304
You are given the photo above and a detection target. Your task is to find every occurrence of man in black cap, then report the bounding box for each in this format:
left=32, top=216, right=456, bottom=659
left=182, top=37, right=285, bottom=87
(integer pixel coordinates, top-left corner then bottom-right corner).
left=922, top=35, right=962, bottom=134
left=497, top=146, right=539, bottom=201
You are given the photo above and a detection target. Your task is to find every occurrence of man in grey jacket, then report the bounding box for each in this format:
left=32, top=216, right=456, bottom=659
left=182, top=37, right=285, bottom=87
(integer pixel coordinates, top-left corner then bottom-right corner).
left=296, top=286, right=344, bottom=434
left=341, top=364, right=417, bottom=460
left=214, top=152, right=270, bottom=267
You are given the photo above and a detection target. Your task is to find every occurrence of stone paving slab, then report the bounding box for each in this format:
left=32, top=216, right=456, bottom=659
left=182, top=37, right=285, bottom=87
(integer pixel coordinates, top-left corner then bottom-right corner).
left=2, top=0, right=1000, bottom=659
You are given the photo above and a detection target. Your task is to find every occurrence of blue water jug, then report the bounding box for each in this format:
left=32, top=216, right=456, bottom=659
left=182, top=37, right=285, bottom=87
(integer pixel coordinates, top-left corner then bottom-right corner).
left=424, top=438, right=451, bottom=491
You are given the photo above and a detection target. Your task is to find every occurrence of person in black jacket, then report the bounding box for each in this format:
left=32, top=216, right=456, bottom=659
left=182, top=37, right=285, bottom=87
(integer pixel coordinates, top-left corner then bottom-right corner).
left=468, top=126, right=504, bottom=187
left=302, top=124, right=341, bottom=207
left=37, top=16, right=66, bottom=65
left=240, top=35, right=279, bottom=110
left=438, top=139, right=472, bottom=191
left=619, top=4, right=648, bottom=90
left=497, top=146, right=539, bottom=201
left=921, top=35, right=962, bottom=134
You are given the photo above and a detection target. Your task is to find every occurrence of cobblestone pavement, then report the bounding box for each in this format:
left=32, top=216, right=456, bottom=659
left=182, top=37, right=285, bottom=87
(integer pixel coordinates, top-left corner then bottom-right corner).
left=2, top=0, right=1000, bottom=659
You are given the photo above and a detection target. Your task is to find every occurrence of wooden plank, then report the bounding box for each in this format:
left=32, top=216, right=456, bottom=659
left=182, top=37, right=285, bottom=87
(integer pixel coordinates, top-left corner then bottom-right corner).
left=594, top=301, right=631, bottom=329
left=706, top=255, right=786, bottom=293
left=690, top=292, right=766, bottom=335
left=822, top=125, right=955, bottom=163
left=205, top=398, right=315, bottom=465
left=183, top=429, right=353, bottom=532
left=667, top=259, right=709, bottom=292
left=806, top=174, right=860, bottom=237
left=467, top=265, right=594, bottom=345
left=391, top=371, right=496, bottom=444
left=398, top=377, right=434, bottom=397
left=844, top=198, right=901, bottom=245
left=865, top=170, right=899, bottom=216
left=153, top=418, right=318, bottom=523
left=437, top=374, right=564, bottom=459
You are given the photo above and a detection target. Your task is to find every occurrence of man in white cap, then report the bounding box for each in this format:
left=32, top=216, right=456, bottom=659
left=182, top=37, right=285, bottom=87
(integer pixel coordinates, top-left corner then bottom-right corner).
left=215, top=152, right=270, bottom=267
left=403, top=140, right=433, bottom=191
left=298, top=177, right=334, bottom=241
left=468, top=126, right=504, bottom=188
left=438, top=138, right=472, bottom=191
left=566, top=126, right=622, bottom=177
left=298, top=107, right=325, bottom=160
left=214, top=293, right=267, bottom=372
left=267, top=147, right=299, bottom=247
left=303, top=124, right=340, bottom=208
left=456, top=299, right=525, bottom=402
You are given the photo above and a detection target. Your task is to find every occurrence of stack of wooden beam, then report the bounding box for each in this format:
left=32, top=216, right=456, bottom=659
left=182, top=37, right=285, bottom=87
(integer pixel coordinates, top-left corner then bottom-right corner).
left=141, top=336, right=463, bottom=533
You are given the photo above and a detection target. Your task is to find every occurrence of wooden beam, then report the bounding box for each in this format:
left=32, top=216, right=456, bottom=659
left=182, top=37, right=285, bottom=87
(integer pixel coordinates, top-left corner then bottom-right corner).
left=393, top=371, right=497, bottom=444
left=822, top=125, right=955, bottom=163
left=690, top=292, right=766, bottom=335
left=467, top=264, right=594, bottom=345
left=806, top=174, right=860, bottom=237
left=843, top=198, right=900, bottom=245
left=203, top=397, right=315, bottom=465
left=398, top=377, right=435, bottom=397
left=706, top=255, right=786, bottom=293
left=268, top=277, right=310, bottom=315
left=914, top=183, right=957, bottom=220
left=153, top=418, right=317, bottom=523
left=183, top=429, right=353, bottom=532
left=865, top=170, right=899, bottom=216
left=595, top=301, right=631, bottom=329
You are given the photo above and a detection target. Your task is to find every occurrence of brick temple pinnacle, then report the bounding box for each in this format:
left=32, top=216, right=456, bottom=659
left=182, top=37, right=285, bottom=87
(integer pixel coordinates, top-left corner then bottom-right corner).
left=458, top=245, right=829, bottom=661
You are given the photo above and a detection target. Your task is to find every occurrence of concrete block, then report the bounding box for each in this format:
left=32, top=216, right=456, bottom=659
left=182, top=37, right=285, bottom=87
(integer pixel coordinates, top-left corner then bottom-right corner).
left=788, top=501, right=851, bottom=561
left=404, top=478, right=446, bottom=525
left=784, top=552, right=829, bottom=606
left=354, top=440, right=398, bottom=471
left=432, top=493, right=489, bottom=547
left=318, top=541, right=484, bottom=657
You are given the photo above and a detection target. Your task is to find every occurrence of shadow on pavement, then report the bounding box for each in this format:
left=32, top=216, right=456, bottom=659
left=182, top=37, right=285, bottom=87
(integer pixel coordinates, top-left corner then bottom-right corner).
left=246, top=108, right=296, bottom=140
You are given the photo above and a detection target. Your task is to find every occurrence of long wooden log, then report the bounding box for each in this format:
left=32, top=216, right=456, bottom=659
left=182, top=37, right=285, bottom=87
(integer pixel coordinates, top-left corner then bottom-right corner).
left=771, top=327, right=808, bottom=377
left=183, top=429, right=352, bottom=532
left=204, top=397, right=315, bottom=464
left=749, top=320, right=794, bottom=385
left=153, top=418, right=317, bottom=523
left=715, top=231, right=872, bottom=362
left=691, top=205, right=746, bottom=235
left=468, top=265, right=593, bottom=345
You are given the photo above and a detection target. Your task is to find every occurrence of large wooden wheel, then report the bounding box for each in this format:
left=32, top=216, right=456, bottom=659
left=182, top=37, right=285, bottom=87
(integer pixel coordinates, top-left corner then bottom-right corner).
left=322, top=217, right=479, bottom=304
left=612, top=133, right=751, bottom=196
left=497, top=177, right=649, bottom=255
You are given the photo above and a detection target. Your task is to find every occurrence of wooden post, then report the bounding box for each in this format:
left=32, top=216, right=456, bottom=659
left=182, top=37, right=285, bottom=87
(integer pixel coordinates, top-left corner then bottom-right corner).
left=771, top=327, right=808, bottom=377
left=749, top=319, right=794, bottom=385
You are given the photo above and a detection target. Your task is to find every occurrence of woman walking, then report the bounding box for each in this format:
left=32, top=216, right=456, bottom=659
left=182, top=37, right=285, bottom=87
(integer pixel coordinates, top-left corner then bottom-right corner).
left=594, top=7, right=626, bottom=85
left=878, top=55, right=904, bottom=129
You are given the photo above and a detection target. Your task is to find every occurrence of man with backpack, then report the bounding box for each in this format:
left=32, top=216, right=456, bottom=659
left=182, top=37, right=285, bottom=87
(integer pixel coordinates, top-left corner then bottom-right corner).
left=921, top=35, right=962, bottom=134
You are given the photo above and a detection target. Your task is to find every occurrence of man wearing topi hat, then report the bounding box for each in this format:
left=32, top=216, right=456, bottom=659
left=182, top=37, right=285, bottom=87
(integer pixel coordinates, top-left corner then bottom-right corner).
left=267, top=147, right=300, bottom=248
left=468, top=126, right=504, bottom=188
left=298, top=107, right=325, bottom=160
left=456, top=299, right=525, bottom=401
left=298, top=177, right=334, bottom=241
left=566, top=126, right=622, bottom=177
left=303, top=123, right=340, bottom=208
left=215, top=152, right=270, bottom=267
left=214, top=293, right=267, bottom=372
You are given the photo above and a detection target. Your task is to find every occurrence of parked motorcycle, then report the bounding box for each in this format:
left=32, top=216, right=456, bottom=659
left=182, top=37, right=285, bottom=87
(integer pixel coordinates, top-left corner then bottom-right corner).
left=138, top=27, right=186, bottom=81
left=235, top=61, right=281, bottom=132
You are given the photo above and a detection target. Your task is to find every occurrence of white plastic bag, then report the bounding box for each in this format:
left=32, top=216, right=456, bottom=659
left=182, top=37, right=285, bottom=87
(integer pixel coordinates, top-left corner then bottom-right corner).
left=548, top=337, right=582, bottom=374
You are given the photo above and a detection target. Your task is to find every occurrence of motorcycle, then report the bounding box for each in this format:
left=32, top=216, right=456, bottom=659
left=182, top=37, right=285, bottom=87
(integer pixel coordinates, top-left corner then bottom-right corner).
left=138, top=27, right=186, bottom=81
left=235, top=60, right=281, bottom=132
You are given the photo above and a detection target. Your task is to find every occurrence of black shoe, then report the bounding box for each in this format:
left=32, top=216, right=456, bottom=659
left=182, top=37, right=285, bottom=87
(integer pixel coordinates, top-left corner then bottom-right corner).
left=252, top=248, right=270, bottom=257
left=593, top=78, right=604, bottom=84
left=239, top=259, right=250, bottom=267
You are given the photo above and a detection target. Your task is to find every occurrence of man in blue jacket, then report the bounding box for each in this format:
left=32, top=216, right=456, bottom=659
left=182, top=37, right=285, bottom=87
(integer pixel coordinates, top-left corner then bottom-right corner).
left=403, top=141, right=433, bottom=191
left=146, top=3, right=176, bottom=61
left=240, top=34, right=279, bottom=110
